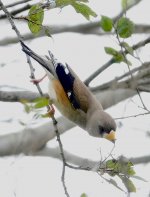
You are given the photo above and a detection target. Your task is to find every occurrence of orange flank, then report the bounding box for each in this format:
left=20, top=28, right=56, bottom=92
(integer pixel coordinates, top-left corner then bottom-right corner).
left=52, top=79, right=86, bottom=129
left=52, top=79, right=74, bottom=114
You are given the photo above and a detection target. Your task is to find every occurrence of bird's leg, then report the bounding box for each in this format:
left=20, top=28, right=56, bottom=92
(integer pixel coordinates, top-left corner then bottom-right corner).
left=47, top=99, right=55, bottom=117
left=30, top=74, right=47, bottom=84
left=48, top=104, right=55, bottom=116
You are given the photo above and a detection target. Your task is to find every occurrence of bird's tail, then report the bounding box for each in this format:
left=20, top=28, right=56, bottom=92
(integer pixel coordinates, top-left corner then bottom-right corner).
left=20, top=41, right=56, bottom=77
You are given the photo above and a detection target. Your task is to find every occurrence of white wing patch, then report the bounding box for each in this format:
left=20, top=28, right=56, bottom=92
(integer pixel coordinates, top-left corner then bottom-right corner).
left=64, top=66, right=69, bottom=74
left=67, top=92, right=71, bottom=97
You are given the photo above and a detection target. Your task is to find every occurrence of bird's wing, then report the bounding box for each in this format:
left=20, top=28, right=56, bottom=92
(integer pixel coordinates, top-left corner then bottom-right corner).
left=55, top=63, right=103, bottom=113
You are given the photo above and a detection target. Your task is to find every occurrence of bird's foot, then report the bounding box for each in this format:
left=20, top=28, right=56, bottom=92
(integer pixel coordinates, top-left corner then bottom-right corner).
left=47, top=104, right=55, bottom=117
left=30, top=74, right=47, bottom=84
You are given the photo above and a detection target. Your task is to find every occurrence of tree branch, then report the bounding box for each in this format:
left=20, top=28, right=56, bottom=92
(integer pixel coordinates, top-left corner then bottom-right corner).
left=0, top=116, right=75, bottom=156
left=84, top=36, right=150, bottom=86
left=0, top=90, right=43, bottom=102
left=0, top=0, right=87, bottom=19
left=91, top=62, right=150, bottom=92
left=1, top=23, right=150, bottom=46
left=35, top=146, right=150, bottom=167
left=0, top=22, right=103, bottom=46
left=35, top=147, right=99, bottom=170
left=130, top=155, right=150, bottom=165
left=0, top=0, right=23, bottom=41
left=0, top=4, right=32, bottom=19
left=0, top=0, right=32, bottom=10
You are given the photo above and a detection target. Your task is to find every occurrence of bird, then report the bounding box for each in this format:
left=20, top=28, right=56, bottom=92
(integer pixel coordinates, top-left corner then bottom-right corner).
left=21, top=41, right=116, bottom=143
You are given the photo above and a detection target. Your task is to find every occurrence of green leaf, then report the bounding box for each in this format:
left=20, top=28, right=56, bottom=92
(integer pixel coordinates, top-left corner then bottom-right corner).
left=24, top=103, right=31, bottom=113
left=101, top=15, right=113, bottom=32
left=115, top=158, right=135, bottom=177
left=121, top=42, right=134, bottom=55
left=120, top=176, right=136, bottom=193
left=121, top=0, right=136, bottom=10
left=108, top=178, right=124, bottom=192
left=117, top=17, right=134, bottom=38
left=71, top=2, right=97, bottom=20
left=56, top=0, right=72, bottom=7
left=56, top=0, right=89, bottom=7
left=80, top=193, right=88, bottom=197
left=18, top=120, right=27, bottom=126
left=28, top=4, right=44, bottom=34
left=33, top=97, right=49, bottom=109
left=121, top=0, right=128, bottom=9
left=20, top=99, right=32, bottom=113
left=132, top=175, right=148, bottom=182
left=106, top=158, right=136, bottom=177
left=41, top=113, right=51, bottom=118
left=127, top=167, right=136, bottom=176
left=104, top=47, right=124, bottom=62
left=45, top=27, right=52, bottom=37
left=106, top=159, right=117, bottom=169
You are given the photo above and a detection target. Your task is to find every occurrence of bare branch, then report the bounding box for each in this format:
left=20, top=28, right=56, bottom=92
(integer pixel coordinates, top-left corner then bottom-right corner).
left=0, top=116, right=75, bottom=156
left=130, top=155, right=150, bottom=165
left=91, top=62, right=150, bottom=92
left=1, top=23, right=150, bottom=46
left=0, top=0, right=86, bottom=19
left=0, top=0, right=23, bottom=41
left=0, top=90, right=43, bottom=102
left=0, top=0, right=32, bottom=10
left=1, top=1, right=70, bottom=193
left=138, top=86, right=150, bottom=92
left=36, top=146, right=150, bottom=167
left=35, top=147, right=99, bottom=170
left=0, top=4, right=32, bottom=19
left=115, top=112, right=150, bottom=120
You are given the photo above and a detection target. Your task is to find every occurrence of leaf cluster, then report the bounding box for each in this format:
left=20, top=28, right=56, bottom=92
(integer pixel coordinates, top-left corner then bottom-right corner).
left=100, top=14, right=134, bottom=64
left=20, top=97, right=50, bottom=124
left=28, top=0, right=97, bottom=35
left=99, top=156, right=146, bottom=193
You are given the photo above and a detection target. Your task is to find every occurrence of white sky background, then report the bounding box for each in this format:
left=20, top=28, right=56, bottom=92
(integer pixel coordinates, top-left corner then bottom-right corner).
left=0, top=0, right=150, bottom=196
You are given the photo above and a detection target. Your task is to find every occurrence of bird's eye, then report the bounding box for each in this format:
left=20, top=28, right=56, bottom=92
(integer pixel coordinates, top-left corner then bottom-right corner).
left=98, top=126, right=105, bottom=135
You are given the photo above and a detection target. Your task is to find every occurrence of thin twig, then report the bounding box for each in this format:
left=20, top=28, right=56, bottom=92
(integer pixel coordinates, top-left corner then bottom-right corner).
left=0, top=4, right=32, bottom=19
left=54, top=123, right=70, bottom=197
left=114, top=24, right=150, bottom=112
left=114, top=112, right=150, bottom=120
left=99, top=144, right=115, bottom=167
left=0, top=1, right=70, bottom=196
left=0, top=0, right=31, bottom=10
left=0, top=0, right=23, bottom=41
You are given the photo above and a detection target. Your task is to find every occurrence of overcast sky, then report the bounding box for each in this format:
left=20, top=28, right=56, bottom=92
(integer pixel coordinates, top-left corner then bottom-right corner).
left=0, top=0, right=150, bottom=197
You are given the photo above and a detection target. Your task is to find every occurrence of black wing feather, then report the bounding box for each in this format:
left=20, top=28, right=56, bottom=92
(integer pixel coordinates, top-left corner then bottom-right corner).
left=55, top=63, right=80, bottom=109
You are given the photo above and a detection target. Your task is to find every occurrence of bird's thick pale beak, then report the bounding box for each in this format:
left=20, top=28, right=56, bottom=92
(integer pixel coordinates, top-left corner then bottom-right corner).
left=104, top=130, right=116, bottom=143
